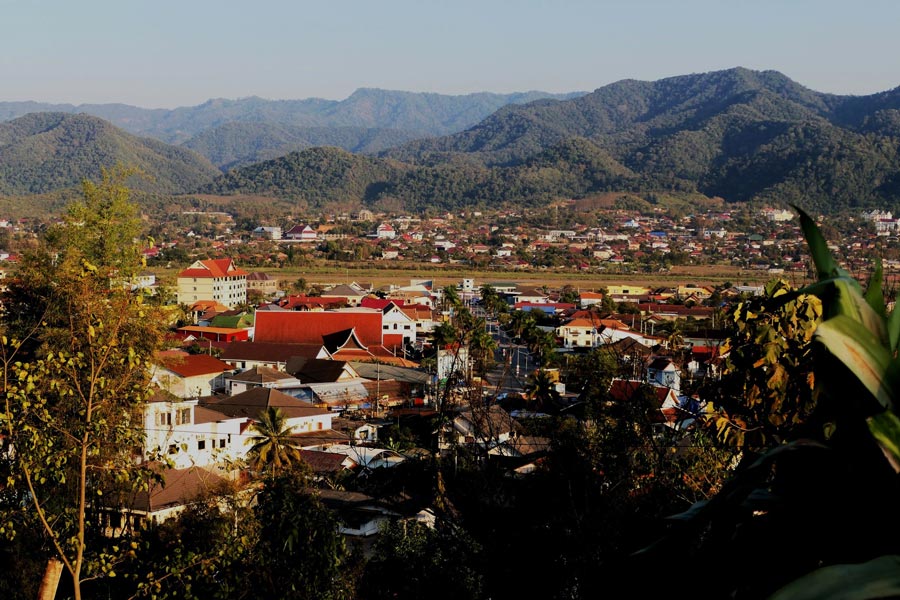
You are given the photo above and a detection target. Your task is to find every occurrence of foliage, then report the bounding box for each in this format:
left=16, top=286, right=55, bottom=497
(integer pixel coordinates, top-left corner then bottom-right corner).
left=630, top=207, right=900, bottom=599
left=705, top=278, right=823, bottom=447
left=0, top=113, right=219, bottom=196
left=245, top=406, right=303, bottom=477
left=360, top=520, right=483, bottom=600
left=0, top=170, right=167, bottom=600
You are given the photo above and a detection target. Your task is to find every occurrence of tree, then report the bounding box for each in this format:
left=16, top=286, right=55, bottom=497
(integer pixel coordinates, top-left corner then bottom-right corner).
left=0, top=168, right=167, bottom=600
left=245, top=407, right=303, bottom=477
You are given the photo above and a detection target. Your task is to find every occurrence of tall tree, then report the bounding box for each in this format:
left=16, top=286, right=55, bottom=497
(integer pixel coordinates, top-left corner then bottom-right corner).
left=0, top=168, right=167, bottom=600
left=245, top=407, right=302, bottom=477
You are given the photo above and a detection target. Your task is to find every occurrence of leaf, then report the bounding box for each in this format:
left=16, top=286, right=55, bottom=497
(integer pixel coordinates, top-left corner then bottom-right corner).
left=868, top=411, right=900, bottom=471
left=815, top=315, right=895, bottom=411
left=888, top=305, right=900, bottom=354
left=769, top=554, right=900, bottom=600
left=865, top=259, right=886, bottom=318
left=793, top=205, right=849, bottom=280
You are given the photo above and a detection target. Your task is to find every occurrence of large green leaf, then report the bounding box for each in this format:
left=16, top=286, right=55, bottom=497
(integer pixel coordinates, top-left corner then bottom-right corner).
left=868, top=411, right=900, bottom=470
left=865, top=259, right=886, bottom=318
left=793, top=205, right=850, bottom=280
left=888, top=304, right=900, bottom=354
left=815, top=315, right=895, bottom=411
left=769, top=555, right=900, bottom=600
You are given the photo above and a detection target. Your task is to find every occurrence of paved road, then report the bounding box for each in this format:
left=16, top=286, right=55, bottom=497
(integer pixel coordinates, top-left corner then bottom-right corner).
left=481, top=321, right=534, bottom=398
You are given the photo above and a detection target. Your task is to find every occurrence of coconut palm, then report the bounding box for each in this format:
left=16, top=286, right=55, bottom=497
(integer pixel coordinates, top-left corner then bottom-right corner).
left=245, top=407, right=302, bottom=477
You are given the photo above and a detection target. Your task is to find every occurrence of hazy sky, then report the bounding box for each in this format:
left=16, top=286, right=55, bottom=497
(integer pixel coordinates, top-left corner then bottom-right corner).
left=3, top=0, right=898, bottom=108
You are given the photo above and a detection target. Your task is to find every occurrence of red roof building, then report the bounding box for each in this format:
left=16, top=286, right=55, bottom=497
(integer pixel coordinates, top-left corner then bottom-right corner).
left=176, top=258, right=249, bottom=309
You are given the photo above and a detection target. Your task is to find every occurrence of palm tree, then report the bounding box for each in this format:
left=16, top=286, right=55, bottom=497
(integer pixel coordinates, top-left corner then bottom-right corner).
left=526, top=369, right=561, bottom=412
left=245, top=407, right=302, bottom=477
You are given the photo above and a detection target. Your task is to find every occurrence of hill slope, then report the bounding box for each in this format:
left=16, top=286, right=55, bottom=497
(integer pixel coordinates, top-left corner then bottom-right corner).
left=0, top=113, right=220, bottom=195
left=182, top=122, right=427, bottom=170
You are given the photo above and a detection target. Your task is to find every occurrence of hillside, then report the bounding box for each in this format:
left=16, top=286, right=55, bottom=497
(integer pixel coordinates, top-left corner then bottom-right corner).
left=0, top=89, right=584, bottom=145
left=380, top=68, right=900, bottom=212
left=182, top=122, right=426, bottom=170
left=0, top=113, right=220, bottom=196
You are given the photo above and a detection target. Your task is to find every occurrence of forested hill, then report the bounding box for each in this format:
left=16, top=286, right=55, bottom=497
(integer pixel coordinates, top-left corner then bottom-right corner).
left=378, top=68, right=900, bottom=212
left=0, top=89, right=584, bottom=145
left=181, top=122, right=427, bottom=170
left=202, top=69, right=900, bottom=214
left=0, top=113, right=220, bottom=195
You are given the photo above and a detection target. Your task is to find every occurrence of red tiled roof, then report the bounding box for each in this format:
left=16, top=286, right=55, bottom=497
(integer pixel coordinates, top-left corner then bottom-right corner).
left=254, top=311, right=383, bottom=346
left=178, top=258, right=248, bottom=279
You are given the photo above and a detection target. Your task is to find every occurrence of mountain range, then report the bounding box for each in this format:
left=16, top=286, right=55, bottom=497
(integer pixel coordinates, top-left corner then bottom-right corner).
left=4, top=69, right=900, bottom=213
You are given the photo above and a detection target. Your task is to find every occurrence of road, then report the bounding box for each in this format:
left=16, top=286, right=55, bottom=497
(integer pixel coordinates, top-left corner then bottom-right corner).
left=481, top=319, right=534, bottom=399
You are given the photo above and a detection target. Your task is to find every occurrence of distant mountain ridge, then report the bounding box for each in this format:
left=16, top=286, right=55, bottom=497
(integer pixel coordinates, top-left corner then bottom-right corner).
left=0, top=113, right=219, bottom=196
left=207, top=68, right=900, bottom=213
left=0, top=88, right=585, bottom=144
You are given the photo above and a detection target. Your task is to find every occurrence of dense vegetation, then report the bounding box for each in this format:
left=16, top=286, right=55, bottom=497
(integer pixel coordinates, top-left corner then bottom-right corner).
left=182, top=121, right=427, bottom=170
left=0, top=113, right=220, bottom=195
left=6, top=68, right=900, bottom=214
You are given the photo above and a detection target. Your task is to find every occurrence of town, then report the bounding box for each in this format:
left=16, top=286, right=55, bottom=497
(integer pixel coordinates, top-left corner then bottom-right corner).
left=2, top=194, right=898, bottom=599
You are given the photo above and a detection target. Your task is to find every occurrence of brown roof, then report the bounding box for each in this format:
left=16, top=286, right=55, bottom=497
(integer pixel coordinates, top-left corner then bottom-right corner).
left=220, top=342, right=323, bottom=363
left=292, top=429, right=350, bottom=447
left=132, top=465, right=228, bottom=512
left=286, top=357, right=354, bottom=383
left=202, top=388, right=330, bottom=420
left=229, top=366, right=296, bottom=384
left=299, top=450, right=350, bottom=473
left=156, top=352, right=234, bottom=378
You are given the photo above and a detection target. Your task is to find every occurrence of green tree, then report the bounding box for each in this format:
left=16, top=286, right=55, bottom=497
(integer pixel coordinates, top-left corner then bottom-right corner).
left=245, top=407, right=302, bottom=477
left=0, top=169, right=167, bottom=600
left=361, top=520, right=483, bottom=600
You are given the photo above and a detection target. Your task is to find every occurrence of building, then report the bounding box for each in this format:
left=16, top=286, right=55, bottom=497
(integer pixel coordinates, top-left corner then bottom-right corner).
left=176, top=258, right=248, bottom=309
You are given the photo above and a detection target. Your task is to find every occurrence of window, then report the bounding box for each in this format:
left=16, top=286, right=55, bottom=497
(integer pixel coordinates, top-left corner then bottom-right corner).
left=317, top=422, right=323, bottom=430
left=198, top=440, right=206, bottom=450
left=156, top=412, right=172, bottom=426
left=167, top=444, right=178, bottom=455
left=219, top=438, right=226, bottom=448
left=175, top=407, right=191, bottom=425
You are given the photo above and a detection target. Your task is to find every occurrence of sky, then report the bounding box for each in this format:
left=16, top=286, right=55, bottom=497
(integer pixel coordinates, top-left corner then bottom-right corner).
left=2, top=0, right=899, bottom=108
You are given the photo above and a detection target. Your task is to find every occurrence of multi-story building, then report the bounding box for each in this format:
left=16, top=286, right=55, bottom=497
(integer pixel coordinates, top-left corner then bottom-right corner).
left=176, top=258, right=248, bottom=309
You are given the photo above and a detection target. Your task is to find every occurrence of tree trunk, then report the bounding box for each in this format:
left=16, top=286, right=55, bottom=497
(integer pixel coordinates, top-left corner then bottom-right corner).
left=37, top=558, right=63, bottom=600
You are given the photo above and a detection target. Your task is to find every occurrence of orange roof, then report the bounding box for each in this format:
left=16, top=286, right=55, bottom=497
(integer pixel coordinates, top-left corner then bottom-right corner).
left=560, top=318, right=598, bottom=329
left=178, top=258, right=248, bottom=279
left=254, top=311, right=383, bottom=346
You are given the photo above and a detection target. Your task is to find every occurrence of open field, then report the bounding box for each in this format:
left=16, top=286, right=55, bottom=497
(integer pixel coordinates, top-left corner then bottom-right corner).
left=227, top=262, right=811, bottom=291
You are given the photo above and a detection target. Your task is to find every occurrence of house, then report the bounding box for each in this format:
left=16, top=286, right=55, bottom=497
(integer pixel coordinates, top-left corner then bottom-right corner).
left=376, top=223, right=396, bottom=239
left=254, top=311, right=383, bottom=346
left=225, top=366, right=302, bottom=395
left=108, top=465, right=230, bottom=531
left=579, top=291, right=605, bottom=307
left=448, top=405, right=520, bottom=455
left=284, top=224, right=319, bottom=242
left=646, top=356, right=681, bottom=392
left=286, top=357, right=361, bottom=383
left=177, top=326, right=250, bottom=344
left=176, top=258, right=248, bottom=309
left=152, top=352, right=235, bottom=398
left=381, top=301, right=416, bottom=345
left=202, top=387, right=334, bottom=433
left=607, top=378, right=684, bottom=429
left=220, top=341, right=327, bottom=371
left=246, top=272, right=280, bottom=297
left=143, top=390, right=247, bottom=469
left=251, top=226, right=282, bottom=240
left=556, top=318, right=600, bottom=348
left=320, top=284, right=369, bottom=307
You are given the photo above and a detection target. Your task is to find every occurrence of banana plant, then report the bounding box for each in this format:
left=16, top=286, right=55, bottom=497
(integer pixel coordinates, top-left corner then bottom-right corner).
left=794, top=205, right=900, bottom=468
